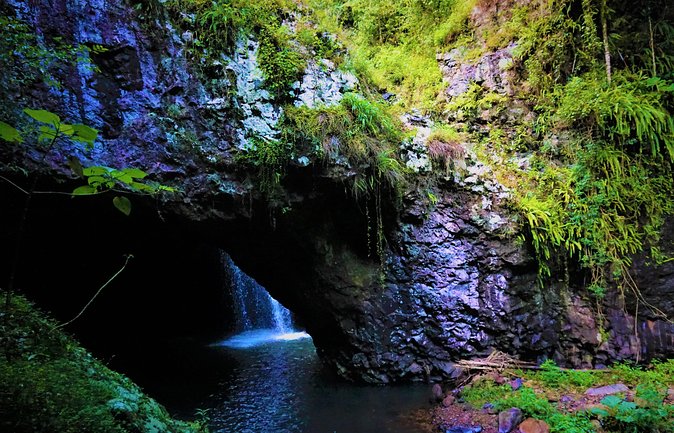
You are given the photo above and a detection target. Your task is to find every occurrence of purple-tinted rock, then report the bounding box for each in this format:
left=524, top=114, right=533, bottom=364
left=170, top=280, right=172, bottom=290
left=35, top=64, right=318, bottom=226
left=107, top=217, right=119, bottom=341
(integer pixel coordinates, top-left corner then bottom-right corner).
left=446, top=427, right=482, bottom=433
left=499, top=408, right=523, bottom=433
left=510, top=378, right=523, bottom=391
left=431, top=383, right=444, bottom=402
left=585, top=383, right=630, bottom=397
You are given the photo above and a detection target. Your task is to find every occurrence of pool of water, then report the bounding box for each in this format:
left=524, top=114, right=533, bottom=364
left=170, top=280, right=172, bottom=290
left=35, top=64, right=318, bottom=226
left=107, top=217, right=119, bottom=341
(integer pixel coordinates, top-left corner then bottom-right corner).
left=132, top=332, right=431, bottom=433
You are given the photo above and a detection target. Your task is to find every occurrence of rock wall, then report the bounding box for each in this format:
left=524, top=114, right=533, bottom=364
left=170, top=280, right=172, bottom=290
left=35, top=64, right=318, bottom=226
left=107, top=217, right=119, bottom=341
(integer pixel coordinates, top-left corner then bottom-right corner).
left=1, top=0, right=673, bottom=384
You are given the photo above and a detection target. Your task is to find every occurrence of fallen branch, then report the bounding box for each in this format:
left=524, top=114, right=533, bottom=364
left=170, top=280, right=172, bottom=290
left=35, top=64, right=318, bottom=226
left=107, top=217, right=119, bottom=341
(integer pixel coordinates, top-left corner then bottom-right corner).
left=54, top=254, right=133, bottom=330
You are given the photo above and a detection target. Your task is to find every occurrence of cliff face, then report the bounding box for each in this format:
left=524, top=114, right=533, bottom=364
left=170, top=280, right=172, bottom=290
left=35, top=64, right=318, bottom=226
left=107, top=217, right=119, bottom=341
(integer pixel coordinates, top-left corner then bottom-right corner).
left=1, top=0, right=673, bottom=383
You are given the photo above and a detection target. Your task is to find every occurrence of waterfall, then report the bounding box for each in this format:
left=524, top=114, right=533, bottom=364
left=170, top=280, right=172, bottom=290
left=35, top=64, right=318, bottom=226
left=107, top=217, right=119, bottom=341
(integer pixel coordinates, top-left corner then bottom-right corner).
left=217, top=253, right=309, bottom=348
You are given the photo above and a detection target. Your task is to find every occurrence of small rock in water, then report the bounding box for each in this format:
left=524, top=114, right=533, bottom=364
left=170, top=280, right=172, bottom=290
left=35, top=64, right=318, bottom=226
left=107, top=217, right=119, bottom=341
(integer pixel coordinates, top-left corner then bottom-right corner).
left=498, top=407, right=523, bottom=433
left=584, top=383, right=629, bottom=397
left=431, top=383, right=444, bottom=402
left=446, top=426, right=483, bottom=433
left=518, top=418, right=550, bottom=433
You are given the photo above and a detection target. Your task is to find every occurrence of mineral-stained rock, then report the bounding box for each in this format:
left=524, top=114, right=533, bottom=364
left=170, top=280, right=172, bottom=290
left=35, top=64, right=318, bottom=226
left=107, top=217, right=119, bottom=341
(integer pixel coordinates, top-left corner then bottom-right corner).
left=518, top=418, right=550, bottom=433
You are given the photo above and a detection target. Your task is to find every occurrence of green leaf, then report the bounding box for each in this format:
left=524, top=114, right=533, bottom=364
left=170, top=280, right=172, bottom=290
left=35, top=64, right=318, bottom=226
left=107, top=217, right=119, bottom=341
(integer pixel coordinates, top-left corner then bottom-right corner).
left=87, top=176, right=107, bottom=186
left=0, top=121, right=23, bottom=143
left=121, top=168, right=148, bottom=179
left=38, top=125, right=58, bottom=142
left=590, top=408, right=609, bottom=417
left=113, top=196, right=131, bottom=216
left=68, top=157, right=84, bottom=177
left=72, top=185, right=96, bottom=195
left=59, top=123, right=74, bottom=136
left=158, top=185, right=176, bottom=192
left=82, top=166, right=111, bottom=176
left=24, top=108, right=60, bottom=125
left=70, top=124, right=98, bottom=146
left=600, top=395, right=623, bottom=408
left=111, top=170, right=133, bottom=185
left=129, top=181, right=156, bottom=192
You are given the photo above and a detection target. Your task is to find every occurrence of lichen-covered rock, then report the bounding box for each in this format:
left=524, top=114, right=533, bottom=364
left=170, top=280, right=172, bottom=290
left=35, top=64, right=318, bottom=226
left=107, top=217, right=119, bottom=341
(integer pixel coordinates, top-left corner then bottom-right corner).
left=438, top=45, right=517, bottom=98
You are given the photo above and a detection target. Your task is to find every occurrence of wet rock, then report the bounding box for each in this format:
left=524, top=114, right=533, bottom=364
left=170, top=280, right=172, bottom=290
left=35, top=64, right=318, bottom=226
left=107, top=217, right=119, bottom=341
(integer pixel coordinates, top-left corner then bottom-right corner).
left=443, top=394, right=456, bottom=407
left=431, top=383, right=444, bottom=402
left=446, top=427, right=483, bottom=433
left=518, top=418, right=550, bottom=433
left=498, top=408, right=523, bottom=433
left=585, top=383, right=629, bottom=397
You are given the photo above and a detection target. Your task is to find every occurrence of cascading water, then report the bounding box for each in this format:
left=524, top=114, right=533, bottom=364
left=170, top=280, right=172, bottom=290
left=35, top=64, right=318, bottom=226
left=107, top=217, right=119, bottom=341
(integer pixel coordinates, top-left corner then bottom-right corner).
left=217, top=253, right=309, bottom=348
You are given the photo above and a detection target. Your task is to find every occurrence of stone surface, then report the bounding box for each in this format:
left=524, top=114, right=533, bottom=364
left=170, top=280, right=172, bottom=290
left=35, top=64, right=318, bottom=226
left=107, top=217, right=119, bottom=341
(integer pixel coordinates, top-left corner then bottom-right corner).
left=432, top=383, right=444, bottom=402
left=438, top=45, right=516, bottom=98
left=446, top=427, right=483, bottom=433
left=584, top=383, right=630, bottom=397
left=517, top=418, right=550, bottom=433
left=498, top=408, right=523, bottom=433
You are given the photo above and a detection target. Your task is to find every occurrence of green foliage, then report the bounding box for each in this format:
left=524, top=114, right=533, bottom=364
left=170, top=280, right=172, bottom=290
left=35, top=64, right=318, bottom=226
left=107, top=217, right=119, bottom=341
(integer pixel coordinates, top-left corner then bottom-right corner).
left=460, top=379, right=511, bottom=407
left=592, top=388, right=674, bottom=433
left=495, top=387, right=595, bottom=433
left=1, top=109, right=175, bottom=215
left=534, top=360, right=599, bottom=390
left=426, top=124, right=466, bottom=173
left=306, top=0, right=477, bottom=107
left=0, top=295, right=207, bottom=433
left=446, top=82, right=507, bottom=120
left=257, top=25, right=306, bottom=99
left=238, top=135, right=294, bottom=196
left=164, top=0, right=304, bottom=99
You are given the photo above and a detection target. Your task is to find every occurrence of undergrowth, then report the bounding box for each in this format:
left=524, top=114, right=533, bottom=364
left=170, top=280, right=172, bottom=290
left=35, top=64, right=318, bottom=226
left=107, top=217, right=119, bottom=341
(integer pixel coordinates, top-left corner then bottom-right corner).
left=0, top=294, right=207, bottom=433
left=460, top=360, right=674, bottom=433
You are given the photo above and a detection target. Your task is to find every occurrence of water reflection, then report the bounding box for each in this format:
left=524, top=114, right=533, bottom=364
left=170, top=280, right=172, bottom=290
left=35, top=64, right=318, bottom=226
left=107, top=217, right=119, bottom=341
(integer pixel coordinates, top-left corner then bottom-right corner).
left=202, top=338, right=428, bottom=433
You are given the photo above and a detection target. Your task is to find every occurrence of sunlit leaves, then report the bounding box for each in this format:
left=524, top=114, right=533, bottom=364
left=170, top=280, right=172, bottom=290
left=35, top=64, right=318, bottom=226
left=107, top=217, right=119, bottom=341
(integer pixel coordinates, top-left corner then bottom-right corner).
left=23, top=108, right=60, bottom=125
left=0, top=121, right=22, bottom=143
left=3, top=107, right=173, bottom=216
left=70, top=124, right=98, bottom=147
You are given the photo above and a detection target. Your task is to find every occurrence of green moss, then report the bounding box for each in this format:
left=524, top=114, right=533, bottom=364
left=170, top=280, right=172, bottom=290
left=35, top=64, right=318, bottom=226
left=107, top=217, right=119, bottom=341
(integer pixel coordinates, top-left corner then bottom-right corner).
left=0, top=295, right=206, bottom=433
left=257, top=24, right=307, bottom=100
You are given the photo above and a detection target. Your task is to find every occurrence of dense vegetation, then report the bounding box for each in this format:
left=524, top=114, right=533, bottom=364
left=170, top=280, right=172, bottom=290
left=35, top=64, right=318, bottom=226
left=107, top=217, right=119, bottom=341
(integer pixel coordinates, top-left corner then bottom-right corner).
left=0, top=295, right=208, bottom=433
left=459, top=360, right=674, bottom=433
left=305, top=0, right=674, bottom=314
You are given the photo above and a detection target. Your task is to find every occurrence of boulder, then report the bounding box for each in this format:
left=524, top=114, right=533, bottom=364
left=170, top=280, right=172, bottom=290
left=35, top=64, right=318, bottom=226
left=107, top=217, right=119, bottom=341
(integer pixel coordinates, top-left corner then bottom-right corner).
left=498, top=407, right=523, bottom=433
left=518, top=418, right=550, bottom=433
left=585, top=383, right=629, bottom=397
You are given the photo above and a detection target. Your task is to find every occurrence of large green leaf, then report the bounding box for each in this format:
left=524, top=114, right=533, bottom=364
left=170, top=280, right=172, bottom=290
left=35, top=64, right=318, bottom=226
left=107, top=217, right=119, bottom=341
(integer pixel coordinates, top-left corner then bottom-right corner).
left=59, top=123, right=74, bottom=136
left=24, top=108, right=60, bottom=125
left=87, top=176, right=108, bottom=186
left=72, top=185, right=96, bottom=195
left=82, top=166, right=111, bottom=176
left=111, top=170, right=133, bottom=185
left=113, top=196, right=132, bottom=216
left=0, top=121, right=22, bottom=143
left=121, top=168, right=148, bottom=179
left=71, top=124, right=98, bottom=147
left=38, top=125, right=60, bottom=142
